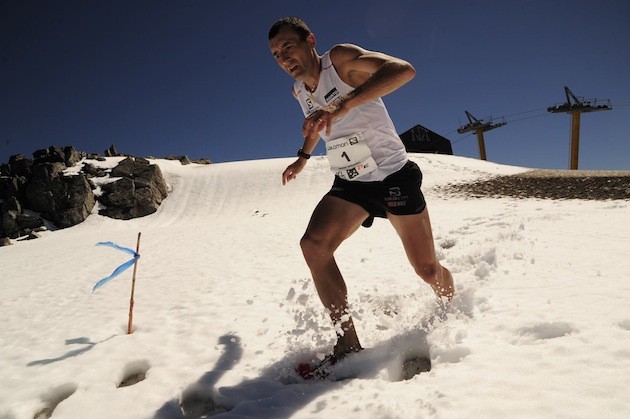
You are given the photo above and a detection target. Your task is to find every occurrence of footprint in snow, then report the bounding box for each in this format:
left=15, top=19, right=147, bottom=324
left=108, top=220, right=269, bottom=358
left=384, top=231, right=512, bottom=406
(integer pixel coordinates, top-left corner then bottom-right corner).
left=511, top=322, right=576, bottom=345
left=433, top=346, right=471, bottom=365
left=118, top=359, right=151, bottom=387
left=439, top=238, right=457, bottom=249
left=33, top=383, right=77, bottom=419
left=615, top=319, right=630, bottom=331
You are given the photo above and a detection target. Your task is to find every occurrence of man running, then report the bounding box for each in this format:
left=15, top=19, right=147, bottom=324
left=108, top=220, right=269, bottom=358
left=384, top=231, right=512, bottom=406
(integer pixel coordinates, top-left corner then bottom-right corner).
left=269, top=17, right=454, bottom=372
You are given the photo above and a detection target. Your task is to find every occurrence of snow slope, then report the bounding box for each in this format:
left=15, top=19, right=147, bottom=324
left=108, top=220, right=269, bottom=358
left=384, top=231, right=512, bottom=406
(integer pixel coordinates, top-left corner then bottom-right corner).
left=1, top=154, right=629, bottom=418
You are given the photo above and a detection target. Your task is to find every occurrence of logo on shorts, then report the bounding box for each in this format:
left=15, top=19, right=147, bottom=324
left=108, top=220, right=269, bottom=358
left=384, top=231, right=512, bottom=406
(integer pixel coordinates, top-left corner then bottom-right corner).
left=385, top=187, right=408, bottom=208
left=388, top=187, right=401, bottom=197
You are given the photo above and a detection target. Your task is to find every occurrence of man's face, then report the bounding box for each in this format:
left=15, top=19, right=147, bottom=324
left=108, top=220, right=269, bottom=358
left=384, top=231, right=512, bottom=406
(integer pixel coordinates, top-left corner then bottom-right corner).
left=269, top=26, right=315, bottom=81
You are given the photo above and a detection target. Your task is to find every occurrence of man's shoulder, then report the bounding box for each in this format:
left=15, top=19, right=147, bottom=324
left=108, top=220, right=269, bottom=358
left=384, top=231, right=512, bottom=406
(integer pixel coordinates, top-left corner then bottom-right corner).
left=329, top=44, right=367, bottom=74
left=329, top=44, right=364, bottom=61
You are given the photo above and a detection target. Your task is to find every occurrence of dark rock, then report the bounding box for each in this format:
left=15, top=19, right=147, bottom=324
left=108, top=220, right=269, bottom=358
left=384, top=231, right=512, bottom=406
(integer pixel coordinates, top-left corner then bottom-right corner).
left=166, top=155, right=192, bottom=165
left=110, top=157, right=150, bottom=178
left=5, top=196, right=21, bottom=212
left=0, top=198, right=43, bottom=239
left=49, top=175, right=95, bottom=228
left=81, top=162, right=107, bottom=178
left=139, top=164, right=168, bottom=197
left=0, top=177, right=9, bottom=200
left=27, top=232, right=40, bottom=240
left=16, top=213, right=44, bottom=231
left=24, top=166, right=95, bottom=228
left=1, top=175, right=28, bottom=203
left=0, top=237, right=11, bottom=246
left=0, top=146, right=172, bottom=237
left=32, top=146, right=84, bottom=167
left=63, top=146, right=84, bottom=167
left=33, top=146, right=66, bottom=165
left=24, top=163, right=67, bottom=213
left=1, top=209, right=19, bottom=238
left=101, top=177, right=136, bottom=208
left=0, top=146, right=96, bottom=240
left=8, top=154, right=34, bottom=177
left=32, top=162, right=67, bottom=182
left=99, top=157, right=168, bottom=220
left=105, top=145, right=119, bottom=157
left=16, top=231, right=39, bottom=241
left=191, top=158, right=212, bottom=165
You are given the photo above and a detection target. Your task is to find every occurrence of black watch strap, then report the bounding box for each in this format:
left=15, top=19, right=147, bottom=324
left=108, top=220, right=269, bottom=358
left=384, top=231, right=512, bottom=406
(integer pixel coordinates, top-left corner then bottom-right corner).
left=297, top=149, right=311, bottom=159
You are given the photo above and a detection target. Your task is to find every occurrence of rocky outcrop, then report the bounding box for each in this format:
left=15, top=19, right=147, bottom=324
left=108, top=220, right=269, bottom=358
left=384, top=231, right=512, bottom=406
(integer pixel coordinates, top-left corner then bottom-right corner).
left=0, top=147, right=94, bottom=239
left=33, top=146, right=84, bottom=167
left=24, top=164, right=95, bottom=228
left=1, top=146, right=179, bottom=243
left=98, top=157, right=168, bottom=220
left=104, top=145, right=121, bottom=157
left=1, top=195, right=44, bottom=241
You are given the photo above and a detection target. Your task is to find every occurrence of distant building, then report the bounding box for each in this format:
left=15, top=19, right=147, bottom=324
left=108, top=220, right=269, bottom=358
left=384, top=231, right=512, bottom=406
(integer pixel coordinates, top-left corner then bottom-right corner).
left=399, top=124, right=453, bottom=155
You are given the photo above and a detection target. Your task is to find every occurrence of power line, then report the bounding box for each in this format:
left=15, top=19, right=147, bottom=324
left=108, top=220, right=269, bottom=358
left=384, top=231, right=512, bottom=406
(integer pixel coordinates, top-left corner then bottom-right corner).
left=444, top=128, right=460, bottom=137
left=506, top=112, right=553, bottom=123
left=445, top=98, right=626, bottom=149
left=452, top=132, right=473, bottom=145
left=500, top=107, right=549, bottom=119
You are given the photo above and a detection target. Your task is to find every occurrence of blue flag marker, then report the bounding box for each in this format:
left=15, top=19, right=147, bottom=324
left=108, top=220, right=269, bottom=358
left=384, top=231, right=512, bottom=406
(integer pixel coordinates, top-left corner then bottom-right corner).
left=93, top=241, right=140, bottom=292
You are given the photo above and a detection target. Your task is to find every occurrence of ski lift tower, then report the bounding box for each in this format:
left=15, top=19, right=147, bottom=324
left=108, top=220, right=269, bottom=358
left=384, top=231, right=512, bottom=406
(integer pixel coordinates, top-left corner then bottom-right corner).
left=547, top=86, right=611, bottom=170
left=457, top=111, right=507, bottom=161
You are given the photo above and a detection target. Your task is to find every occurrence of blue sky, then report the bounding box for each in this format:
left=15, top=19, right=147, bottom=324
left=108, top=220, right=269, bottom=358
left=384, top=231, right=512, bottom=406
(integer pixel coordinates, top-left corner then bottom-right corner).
left=1, top=0, right=629, bottom=170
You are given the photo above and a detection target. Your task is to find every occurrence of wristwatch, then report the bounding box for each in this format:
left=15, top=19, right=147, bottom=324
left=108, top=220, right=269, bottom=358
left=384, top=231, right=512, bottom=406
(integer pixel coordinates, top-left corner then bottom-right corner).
left=297, top=149, right=311, bottom=159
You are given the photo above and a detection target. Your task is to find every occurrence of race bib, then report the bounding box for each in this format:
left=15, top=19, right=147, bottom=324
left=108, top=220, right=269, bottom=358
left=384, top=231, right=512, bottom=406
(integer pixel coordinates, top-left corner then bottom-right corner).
left=326, top=133, right=377, bottom=180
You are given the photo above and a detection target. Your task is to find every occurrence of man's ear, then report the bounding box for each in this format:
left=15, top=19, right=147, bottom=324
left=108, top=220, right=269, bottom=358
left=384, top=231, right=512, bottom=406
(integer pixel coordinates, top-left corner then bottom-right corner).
left=306, top=33, right=316, bottom=49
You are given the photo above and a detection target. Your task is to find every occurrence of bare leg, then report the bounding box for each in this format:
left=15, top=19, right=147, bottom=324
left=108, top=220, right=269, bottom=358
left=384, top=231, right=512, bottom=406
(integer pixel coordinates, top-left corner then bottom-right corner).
left=300, top=195, right=369, bottom=355
left=388, top=207, right=454, bottom=300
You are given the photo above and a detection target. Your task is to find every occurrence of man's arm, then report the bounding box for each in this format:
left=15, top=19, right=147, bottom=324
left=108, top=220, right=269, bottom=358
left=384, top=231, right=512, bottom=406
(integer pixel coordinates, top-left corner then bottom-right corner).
left=332, top=43, right=416, bottom=107
left=281, top=130, right=320, bottom=185
left=304, top=44, right=416, bottom=138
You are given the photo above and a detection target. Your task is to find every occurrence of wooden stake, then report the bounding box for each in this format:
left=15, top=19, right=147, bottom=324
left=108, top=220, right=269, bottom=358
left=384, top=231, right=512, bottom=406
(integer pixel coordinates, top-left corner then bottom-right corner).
left=128, top=232, right=141, bottom=334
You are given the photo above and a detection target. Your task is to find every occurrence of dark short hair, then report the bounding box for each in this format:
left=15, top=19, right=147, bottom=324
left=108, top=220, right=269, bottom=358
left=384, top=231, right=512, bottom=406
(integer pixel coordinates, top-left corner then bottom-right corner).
left=268, top=17, right=311, bottom=41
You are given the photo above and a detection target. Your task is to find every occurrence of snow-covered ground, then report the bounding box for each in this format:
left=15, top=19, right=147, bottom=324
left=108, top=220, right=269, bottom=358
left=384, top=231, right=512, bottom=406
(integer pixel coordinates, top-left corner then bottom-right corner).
left=1, top=154, right=629, bottom=418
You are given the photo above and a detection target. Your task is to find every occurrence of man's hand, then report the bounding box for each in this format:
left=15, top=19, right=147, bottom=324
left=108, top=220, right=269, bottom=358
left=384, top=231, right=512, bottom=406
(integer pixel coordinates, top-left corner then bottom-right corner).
left=302, top=111, right=326, bottom=139
left=302, top=103, right=350, bottom=139
left=282, top=158, right=307, bottom=185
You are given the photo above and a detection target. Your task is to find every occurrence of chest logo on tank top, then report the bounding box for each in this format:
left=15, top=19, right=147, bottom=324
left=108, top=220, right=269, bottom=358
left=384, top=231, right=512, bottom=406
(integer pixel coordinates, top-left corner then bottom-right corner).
left=305, top=97, right=315, bottom=112
left=324, top=87, right=340, bottom=104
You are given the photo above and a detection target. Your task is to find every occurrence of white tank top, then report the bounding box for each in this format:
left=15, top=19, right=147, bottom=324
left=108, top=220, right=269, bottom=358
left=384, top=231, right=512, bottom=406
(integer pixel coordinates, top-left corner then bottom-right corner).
left=293, top=50, right=408, bottom=182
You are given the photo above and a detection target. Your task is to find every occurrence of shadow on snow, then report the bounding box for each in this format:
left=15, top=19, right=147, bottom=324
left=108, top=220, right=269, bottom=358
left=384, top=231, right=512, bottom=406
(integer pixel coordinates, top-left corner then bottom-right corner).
left=153, top=303, right=449, bottom=418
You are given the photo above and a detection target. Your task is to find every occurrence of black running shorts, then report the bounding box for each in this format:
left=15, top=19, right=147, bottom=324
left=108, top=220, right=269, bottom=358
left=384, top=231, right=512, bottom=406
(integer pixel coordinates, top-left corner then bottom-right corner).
left=326, top=160, right=426, bottom=227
